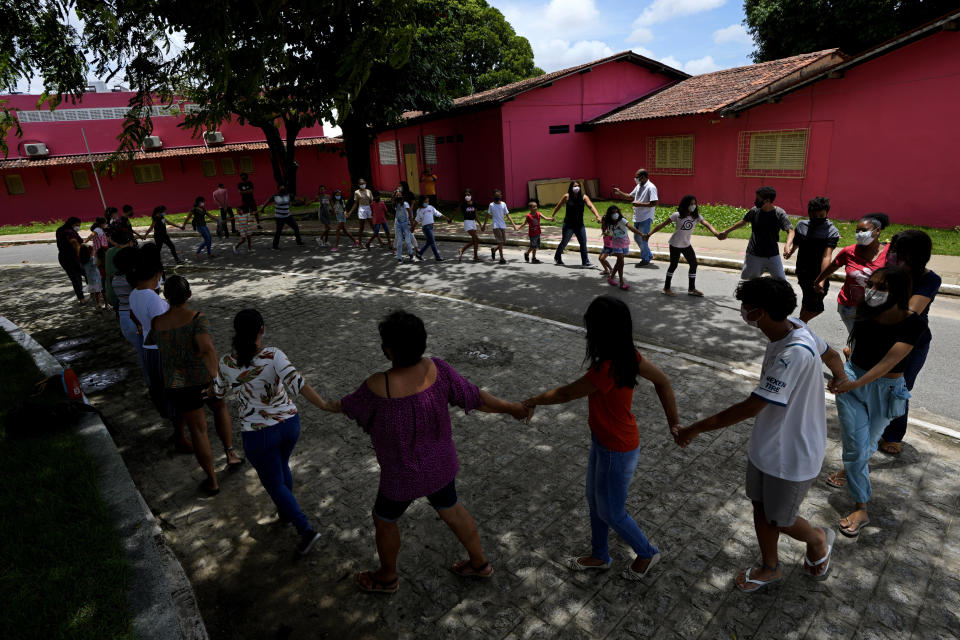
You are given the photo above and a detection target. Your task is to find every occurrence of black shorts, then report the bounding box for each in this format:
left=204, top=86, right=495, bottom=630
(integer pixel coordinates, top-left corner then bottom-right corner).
left=165, top=385, right=215, bottom=414
left=373, top=479, right=458, bottom=522
left=799, top=277, right=829, bottom=313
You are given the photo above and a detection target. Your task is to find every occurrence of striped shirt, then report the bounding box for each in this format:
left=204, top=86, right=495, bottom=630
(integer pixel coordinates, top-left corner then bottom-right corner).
left=273, top=194, right=291, bottom=217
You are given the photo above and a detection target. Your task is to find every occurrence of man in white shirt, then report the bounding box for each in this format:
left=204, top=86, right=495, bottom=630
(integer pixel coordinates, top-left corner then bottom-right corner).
left=675, top=277, right=848, bottom=593
left=613, top=169, right=657, bottom=267
left=482, top=189, right=517, bottom=265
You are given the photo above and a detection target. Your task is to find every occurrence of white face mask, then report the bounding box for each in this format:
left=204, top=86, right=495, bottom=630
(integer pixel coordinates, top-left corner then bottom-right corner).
left=74, top=225, right=81, bottom=231
left=740, top=305, right=760, bottom=328
left=359, top=183, right=366, bottom=188
left=863, top=288, right=889, bottom=307
left=611, top=213, right=620, bottom=222
left=335, top=195, right=341, bottom=199
left=855, top=229, right=875, bottom=245
left=465, top=195, right=472, bottom=202
left=572, top=187, right=580, bottom=193
left=634, top=177, right=641, bottom=184
left=688, top=205, right=697, bottom=213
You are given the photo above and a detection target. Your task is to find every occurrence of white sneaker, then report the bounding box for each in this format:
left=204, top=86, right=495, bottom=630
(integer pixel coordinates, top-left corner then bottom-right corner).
left=232, top=246, right=239, bottom=256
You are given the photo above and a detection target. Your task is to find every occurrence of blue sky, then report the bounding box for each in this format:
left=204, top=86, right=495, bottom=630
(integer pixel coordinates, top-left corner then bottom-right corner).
left=490, top=0, right=756, bottom=75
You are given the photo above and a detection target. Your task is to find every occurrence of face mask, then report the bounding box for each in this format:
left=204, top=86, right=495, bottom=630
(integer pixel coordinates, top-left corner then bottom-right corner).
left=809, top=217, right=827, bottom=226
left=688, top=205, right=696, bottom=213
left=863, top=288, right=888, bottom=307
left=740, top=305, right=760, bottom=328
left=74, top=225, right=81, bottom=231
left=754, top=198, right=765, bottom=208
left=335, top=195, right=341, bottom=200
left=855, top=230, right=875, bottom=245
left=634, top=177, right=641, bottom=184
left=572, top=187, right=580, bottom=193
left=359, top=183, right=366, bottom=188
left=611, top=213, right=620, bottom=222
left=465, top=195, right=471, bottom=202
left=494, top=196, right=501, bottom=202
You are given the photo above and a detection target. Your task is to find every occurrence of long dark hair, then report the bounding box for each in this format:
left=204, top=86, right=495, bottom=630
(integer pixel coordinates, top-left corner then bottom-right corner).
left=677, top=194, right=698, bottom=218
left=567, top=181, right=583, bottom=203
left=233, top=309, right=265, bottom=368
left=889, top=229, right=931, bottom=288
left=584, top=296, right=638, bottom=388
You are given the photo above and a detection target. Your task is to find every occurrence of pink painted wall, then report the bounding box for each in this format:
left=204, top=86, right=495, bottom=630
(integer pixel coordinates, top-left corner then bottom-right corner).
left=3, top=92, right=326, bottom=159
left=500, top=61, right=677, bottom=207
left=0, top=143, right=350, bottom=225
left=370, top=108, right=505, bottom=204
left=593, top=30, right=960, bottom=228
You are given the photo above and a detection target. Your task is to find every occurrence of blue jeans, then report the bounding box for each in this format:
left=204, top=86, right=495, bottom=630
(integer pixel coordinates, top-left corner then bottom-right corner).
left=837, top=362, right=910, bottom=503
left=242, top=414, right=313, bottom=536
left=395, top=221, right=414, bottom=260
left=196, top=225, right=213, bottom=255
left=372, top=222, right=390, bottom=237
left=554, top=224, right=589, bottom=264
left=418, top=223, right=441, bottom=259
left=119, top=310, right=148, bottom=385
left=881, top=331, right=930, bottom=443
left=632, top=218, right=653, bottom=262
left=586, top=436, right=657, bottom=563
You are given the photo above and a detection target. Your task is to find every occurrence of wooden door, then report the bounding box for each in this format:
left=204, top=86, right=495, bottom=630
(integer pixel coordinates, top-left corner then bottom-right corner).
left=403, top=143, right=419, bottom=194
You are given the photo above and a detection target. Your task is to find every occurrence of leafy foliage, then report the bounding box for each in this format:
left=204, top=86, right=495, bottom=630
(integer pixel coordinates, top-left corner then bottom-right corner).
left=744, top=0, right=958, bottom=62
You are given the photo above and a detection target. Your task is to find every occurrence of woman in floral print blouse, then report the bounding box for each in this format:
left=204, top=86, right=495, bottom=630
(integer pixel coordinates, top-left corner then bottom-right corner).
left=213, top=308, right=330, bottom=556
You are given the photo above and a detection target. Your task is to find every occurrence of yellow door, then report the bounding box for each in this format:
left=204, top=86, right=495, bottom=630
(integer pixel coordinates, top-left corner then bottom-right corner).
left=403, top=144, right=419, bottom=194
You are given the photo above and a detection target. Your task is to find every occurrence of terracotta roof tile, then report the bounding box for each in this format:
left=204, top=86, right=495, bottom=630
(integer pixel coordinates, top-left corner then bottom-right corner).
left=592, top=50, right=842, bottom=124
left=400, top=51, right=688, bottom=122
left=0, top=136, right=341, bottom=169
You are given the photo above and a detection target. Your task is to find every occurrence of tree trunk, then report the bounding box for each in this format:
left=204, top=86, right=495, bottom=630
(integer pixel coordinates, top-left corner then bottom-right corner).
left=257, top=122, right=289, bottom=190
left=282, top=116, right=302, bottom=196
left=341, top=111, right=373, bottom=190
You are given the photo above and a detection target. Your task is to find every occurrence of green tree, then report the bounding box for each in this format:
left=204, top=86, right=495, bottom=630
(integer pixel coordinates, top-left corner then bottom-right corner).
left=744, top=0, right=958, bottom=62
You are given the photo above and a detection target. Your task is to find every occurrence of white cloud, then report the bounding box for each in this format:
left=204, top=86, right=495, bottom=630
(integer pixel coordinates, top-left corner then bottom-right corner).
left=627, top=27, right=654, bottom=44
left=534, top=39, right=615, bottom=71
left=634, top=0, right=727, bottom=27
left=631, top=46, right=656, bottom=59
left=498, top=0, right=601, bottom=41
left=659, top=55, right=684, bottom=70
left=683, top=55, right=721, bottom=74
left=713, top=23, right=752, bottom=45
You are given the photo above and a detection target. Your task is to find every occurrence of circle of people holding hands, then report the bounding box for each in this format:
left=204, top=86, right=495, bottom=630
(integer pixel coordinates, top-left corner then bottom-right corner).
left=51, top=166, right=939, bottom=596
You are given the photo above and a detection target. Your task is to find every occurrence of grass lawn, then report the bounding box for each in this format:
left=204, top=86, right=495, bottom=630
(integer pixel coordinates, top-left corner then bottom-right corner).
left=0, top=329, right=134, bottom=640
left=4, top=199, right=958, bottom=255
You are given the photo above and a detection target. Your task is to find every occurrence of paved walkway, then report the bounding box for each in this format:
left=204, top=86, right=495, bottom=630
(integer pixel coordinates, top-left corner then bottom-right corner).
left=3, top=216, right=960, bottom=288
left=1, top=262, right=958, bottom=640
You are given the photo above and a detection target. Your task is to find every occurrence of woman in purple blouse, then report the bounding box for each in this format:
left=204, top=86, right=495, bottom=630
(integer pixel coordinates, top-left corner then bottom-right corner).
left=314, top=310, right=528, bottom=593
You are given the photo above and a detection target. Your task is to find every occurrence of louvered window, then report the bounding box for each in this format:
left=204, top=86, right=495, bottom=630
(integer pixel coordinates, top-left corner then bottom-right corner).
left=646, top=135, right=694, bottom=175
left=378, top=140, right=398, bottom=165
left=239, top=156, right=255, bottom=173
left=132, top=163, right=164, bottom=184
left=422, top=135, right=437, bottom=164
left=72, top=169, right=91, bottom=189
left=4, top=174, right=25, bottom=195
left=202, top=159, right=217, bottom=177
left=738, top=129, right=808, bottom=178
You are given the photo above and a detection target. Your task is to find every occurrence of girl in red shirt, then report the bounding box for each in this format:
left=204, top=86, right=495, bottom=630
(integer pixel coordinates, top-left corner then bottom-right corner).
left=523, top=296, right=680, bottom=580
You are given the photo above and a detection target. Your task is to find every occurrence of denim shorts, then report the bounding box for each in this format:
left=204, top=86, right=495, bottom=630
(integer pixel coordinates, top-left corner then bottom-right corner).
left=373, top=479, right=458, bottom=522
left=528, top=235, right=541, bottom=249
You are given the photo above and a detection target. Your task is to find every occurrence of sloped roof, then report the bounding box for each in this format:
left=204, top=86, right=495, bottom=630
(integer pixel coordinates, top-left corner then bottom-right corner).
left=401, top=51, right=688, bottom=122
left=726, top=9, right=960, bottom=114
left=0, top=136, right=341, bottom=169
left=591, top=49, right=842, bottom=124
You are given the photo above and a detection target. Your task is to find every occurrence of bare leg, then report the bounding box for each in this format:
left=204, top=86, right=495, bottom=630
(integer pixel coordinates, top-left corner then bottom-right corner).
left=616, top=256, right=625, bottom=284
left=372, top=514, right=401, bottom=581
left=735, top=502, right=783, bottom=588
left=210, top=400, right=241, bottom=464
left=184, top=409, right=217, bottom=489
left=436, top=503, right=486, bottom=567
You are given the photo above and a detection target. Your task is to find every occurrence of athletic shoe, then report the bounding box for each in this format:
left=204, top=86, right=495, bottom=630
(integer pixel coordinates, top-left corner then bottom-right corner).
left=232, top=246, right=239, bottom=256
left=635, top=260, right=651, bottom=268
left=296, top=531, right=321, bottom=556
left=531, top=258, right=541, bottom=264
left=490, top=247, right=497, bottom=259
left=499, top=258, right=507, bottom=265
left=523, top=252, right=529, bottom=262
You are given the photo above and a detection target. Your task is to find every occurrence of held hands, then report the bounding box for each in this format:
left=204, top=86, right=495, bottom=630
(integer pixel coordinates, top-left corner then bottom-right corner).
left=813, top=282, right=825, bottom=294
left=673, top=425, right=699, bottom=448
left=783, top=247, right=794, bottom=259
left=828, top=375, right=856, bottom=395
left=521, top=399, right=537, bottom=424
left=641, top=233, right=651, bottom=242
left=717, top=231, right=728, bottom=241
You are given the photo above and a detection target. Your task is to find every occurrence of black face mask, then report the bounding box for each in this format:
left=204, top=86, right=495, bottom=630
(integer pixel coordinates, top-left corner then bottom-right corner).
left=754, top=198, right=765, bottom=208
left=809, top=217, right=827, bottom=226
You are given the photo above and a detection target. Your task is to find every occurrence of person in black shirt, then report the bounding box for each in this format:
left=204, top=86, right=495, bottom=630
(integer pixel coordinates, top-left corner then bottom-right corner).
left=784, top=197, right=840, bottom=322
left=450, top=189, right=483, bottom=262
left=824, top=267, right=926, bottom=537
left=238, top=173, right=262, bottom=229
left=720, top=186, right=794, bottom=280
left=551, top=181, right=601, bottom=266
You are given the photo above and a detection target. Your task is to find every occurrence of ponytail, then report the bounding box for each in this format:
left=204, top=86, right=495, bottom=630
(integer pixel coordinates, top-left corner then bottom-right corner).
left=232, top=309, right=264, bottom=367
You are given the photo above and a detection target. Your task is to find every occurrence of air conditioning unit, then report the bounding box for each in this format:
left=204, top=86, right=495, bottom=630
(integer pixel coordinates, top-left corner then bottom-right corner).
left=143, top=136, right=163, bottom=150
left=204, top=131, right=225, bottom=145
left=24, top=142, right=49, bottom=158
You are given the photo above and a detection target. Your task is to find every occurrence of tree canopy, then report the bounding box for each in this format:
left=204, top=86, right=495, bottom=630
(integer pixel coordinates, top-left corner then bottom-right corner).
left=744, top=0, right=958, bottom=62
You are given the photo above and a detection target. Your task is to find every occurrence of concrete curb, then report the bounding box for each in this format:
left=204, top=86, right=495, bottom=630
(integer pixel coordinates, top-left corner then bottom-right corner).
left=8, top=225, right=960, bottom=297
left=0, top=316, right=208, bottom=640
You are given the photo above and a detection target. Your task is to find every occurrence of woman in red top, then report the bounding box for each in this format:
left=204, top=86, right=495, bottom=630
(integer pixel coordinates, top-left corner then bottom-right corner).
left=523, top=296, right=679, bottom=580
left=813, top=212, right=890, bottom=337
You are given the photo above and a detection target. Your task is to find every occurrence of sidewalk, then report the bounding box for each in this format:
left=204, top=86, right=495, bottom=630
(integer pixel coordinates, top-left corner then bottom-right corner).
left=4, top=219, right=960, bottom=291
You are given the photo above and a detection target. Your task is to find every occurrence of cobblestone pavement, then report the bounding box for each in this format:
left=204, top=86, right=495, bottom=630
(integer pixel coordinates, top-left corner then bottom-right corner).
left=1, top=263, right=958, bottom=640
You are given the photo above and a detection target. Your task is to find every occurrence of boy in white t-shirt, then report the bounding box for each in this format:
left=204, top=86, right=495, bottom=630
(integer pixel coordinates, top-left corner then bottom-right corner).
left=481, top=189, right=517, bottom=265
left=675, top=277, right=848, bottom=593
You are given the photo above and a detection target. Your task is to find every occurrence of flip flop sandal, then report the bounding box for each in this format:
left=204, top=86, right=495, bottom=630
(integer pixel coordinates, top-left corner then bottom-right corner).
left=619, top=283, right=630, bottom=290
left=226, top=448, right=245, bottom=470
left=736, top=563, right=783, bottom=593
left=825, top=472, right=846, bottom=488
left=839, top=517, right=870, bottom=538
left=562, top=556, right=611, bottom=572
left=451, top=559, right=494, bottom=579
left=621, top=552, right=661, bottom=581
left=607, top=278, right=618, bottom=286
left=355, top=571, right=399, bottom=594
left=198, top=480, right=220, bottom=497
left=803, top=527, right=836, bottom=581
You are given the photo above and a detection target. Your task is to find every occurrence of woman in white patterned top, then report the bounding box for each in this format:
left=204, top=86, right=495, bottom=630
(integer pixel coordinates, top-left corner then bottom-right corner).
left=213, top=308, right=329, bottom=555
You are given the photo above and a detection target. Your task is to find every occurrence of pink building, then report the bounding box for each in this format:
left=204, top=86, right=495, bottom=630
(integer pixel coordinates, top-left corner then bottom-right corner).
left=0, top=91, right=350, bottom=225
left=368, top=52, right=688, bottom=207
left=369, top=12, right=959, bottom=227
